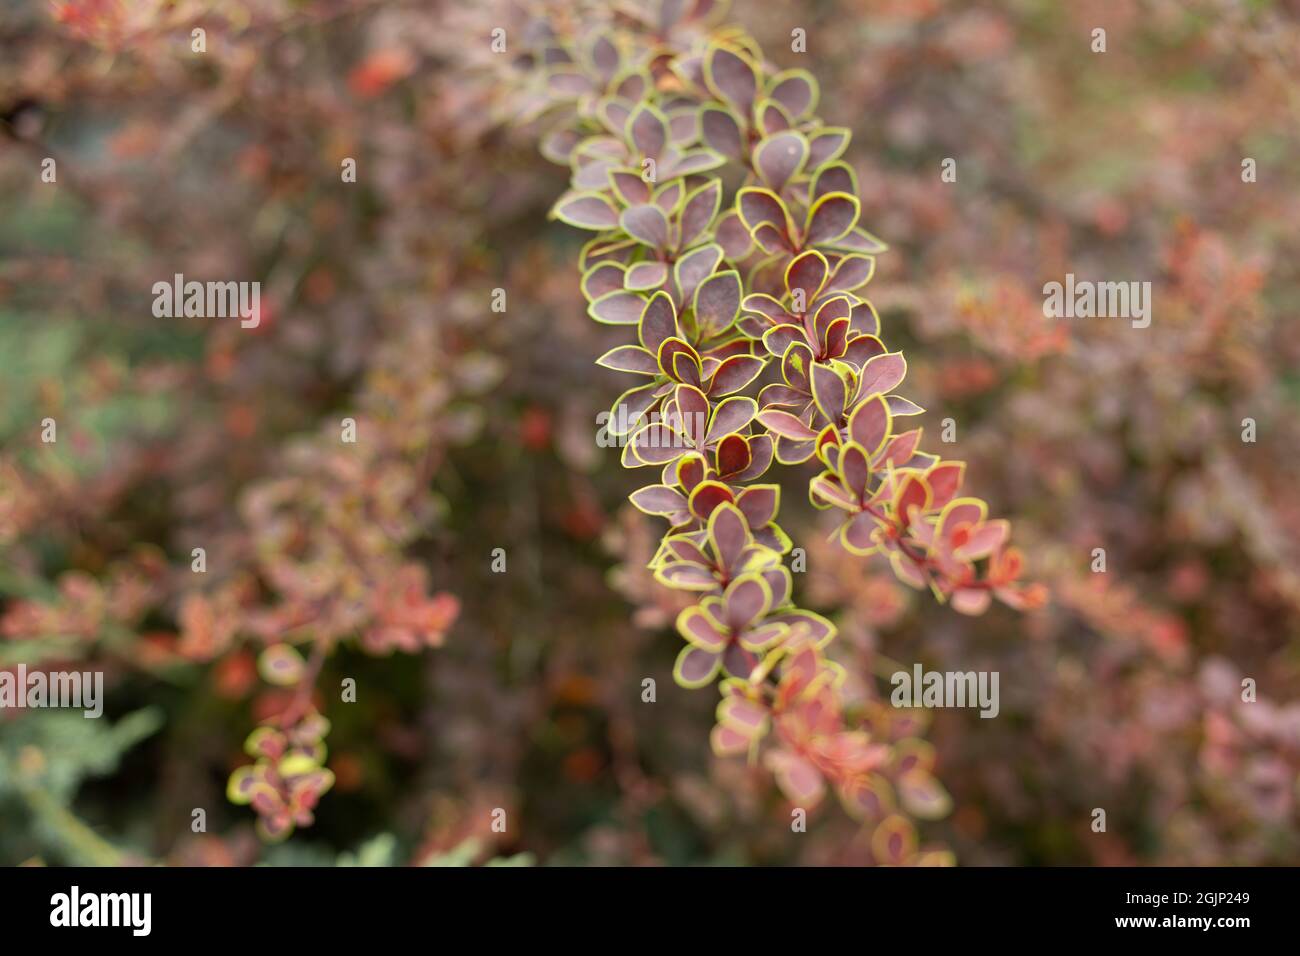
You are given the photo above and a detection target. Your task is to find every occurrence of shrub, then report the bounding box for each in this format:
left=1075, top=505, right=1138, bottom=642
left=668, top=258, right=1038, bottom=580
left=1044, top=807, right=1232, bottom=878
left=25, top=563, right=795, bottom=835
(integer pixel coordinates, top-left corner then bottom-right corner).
left=494, top=0, right=1042, bottom=827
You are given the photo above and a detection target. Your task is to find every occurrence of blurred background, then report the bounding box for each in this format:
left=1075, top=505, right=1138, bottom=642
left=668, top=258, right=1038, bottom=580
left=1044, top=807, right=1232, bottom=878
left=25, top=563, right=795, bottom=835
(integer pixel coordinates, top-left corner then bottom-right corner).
left=1, top=0, right=1298, bottom=866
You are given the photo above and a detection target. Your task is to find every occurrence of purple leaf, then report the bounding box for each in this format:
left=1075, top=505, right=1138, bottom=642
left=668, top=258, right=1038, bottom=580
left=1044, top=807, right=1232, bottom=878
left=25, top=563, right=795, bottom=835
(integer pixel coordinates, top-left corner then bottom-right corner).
left=715, top=211, right=753, bottom=260
left=757, top=408, right=818, bottom=440
left=767, top=70, right=818, bottom=118
left=857, top=351, right=907, bottom=398
left=639, top=291, right=680, bottom=351
left=621, top=204, right=671, bottom=248
left=724, top=575, right=770, bottom=630
left=693, top=269, right=741, bottom=336
left=679, top=180, right=722, bottom=249
left=624, top=261, right=669, bottom=291
left=826, top=254, right=875, bottom=293
left=553, top=191, right=620, bottom=230
left=630, top=484, right=688, bottom=515
left=715, top=433, right=751, bottom=476
left=700, top=106, right=743, bottom=158
left=609, top=170, right=651, bottom=206
left=589, top=290, right=648, bottom=325
left=807, top=127, right=850, bottom=168
left=736, top=484, right=779, bottom=527
left=785, top=250, right=828, bottom=308
left=581, top=262, right=626, bottom=301
left=737, top=188, right=793, bottom=239
left=597, top=344, right=659, bottom=375
left=674, top=645, right=721, bottom=688
left=848, top=393, right=891, bottom=454
left=708, top=502, right=750, bottom=571
left=839, top=443, right=871, bottom=499
left=812, top=161, right=856, bottom=201
left=810, top=362, right=848, bottom=423
left=708, top=354, right=765, bottom=395
left=705, top=45, right=758, bottom=117
left=707, top=396, right=758, bottom=444
left=805, top=192, right=861, bottom=246
left=753, top=131, right=808, bottom=193
left=677, top=606, right=729, bottom=652
left=627, top=102, right=667, bottom=159
left=734, top=433, right=774, bottom=481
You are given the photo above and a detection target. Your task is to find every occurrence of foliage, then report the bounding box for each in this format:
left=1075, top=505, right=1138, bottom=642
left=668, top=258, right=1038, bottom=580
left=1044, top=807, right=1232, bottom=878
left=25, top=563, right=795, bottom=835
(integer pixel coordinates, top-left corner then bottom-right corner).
left=496, top=3, right=1039, bottom=839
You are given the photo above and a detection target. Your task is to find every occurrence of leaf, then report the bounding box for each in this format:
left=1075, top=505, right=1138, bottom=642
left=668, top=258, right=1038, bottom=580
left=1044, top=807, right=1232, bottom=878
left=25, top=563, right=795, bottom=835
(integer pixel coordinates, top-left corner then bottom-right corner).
left=630, top=484, right=688, bottom=516
left=700, top=105, right=744, bottom=158
left=552, top=191, right=620, bottom=230
left=626, top=101, right=668, bottom=158
left=767, top=69, right=819, bottom=118
left=828, top=226, right=888, bottom=254
left=753, top=131, right=809, bottom=193
left=737, top=187, right=794, bottom=241
left=259, top=643, right=306, bottom=687
left=668, top=147, right=726, bottom=177
left=676, top=605, right=729, bottom=652
left=540, top=127, right=582, bottom=165
left=708, top=354, right=764, bottom=395
left=715, top=210, right=754, bottom=260
left=638, top=290, right=680, bottom=350
left=688, top=480, right=735, bottom=520
left=588, top=289, right=648, bottom=325
left=656, top=562, right=718, bottom=591
left=838, top=443, right=872, bottom=499
left=767, top=750, right=825, bottom=806
left=226, top=766, right=260, bottom=805
left=809, top=362, right=848, bottom=424
left=624, top=261, right=669, bottom=290
left=767, top=609, right=836, bottom=647
left=755, top=99, right=792, bottom=137
left=673, top=244, right=723, bottom=305
left=693, top=269, right=741, bottom=337
left=679, top=180, right=723, bottom=250
left=805, top=192, right=861, bottom=246
left=758, top=408, right=818, bottom=440
left=621, top=204, right=671, bottom=248
left=704, top=45, right=759, bottom=117
left=812, top=161, right=858, bottom=200
left=807, top=127, right=851, bottom=168
left=596, top=345, right=659, bottom=375
left=736, top=484, right=780, bottom=527
left=848, top=393, right=891, bottom=455
left=580, top=261, right=626, bottom=301
left=784, top=250, right=829, bottom=308
left=926, top=461, right=966, bottom=511
left=631, top=422, right=689, bottom=464
left=715, top=433, right=751, bottom=476
left=708, top=502, right=750, bottom=571
left=608, top=382, right=661, bottom=437
left=898, top=771, right=953, bottom=820
left=674, top=645, right=722, bottom=688
left=857, top=351, right=907, bottom=398
left=589, top=34, right=621, bottom=80
left=723, top=573, right=772, bottom=630
left=706, top=396, right=758, bottom=443
left=827, top=254, right=875, bottom=293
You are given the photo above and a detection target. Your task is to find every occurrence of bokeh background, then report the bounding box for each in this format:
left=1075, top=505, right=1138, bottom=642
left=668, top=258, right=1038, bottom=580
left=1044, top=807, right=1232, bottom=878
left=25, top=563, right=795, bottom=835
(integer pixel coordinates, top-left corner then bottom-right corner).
left=1, top=0, right=1298, bottom=866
